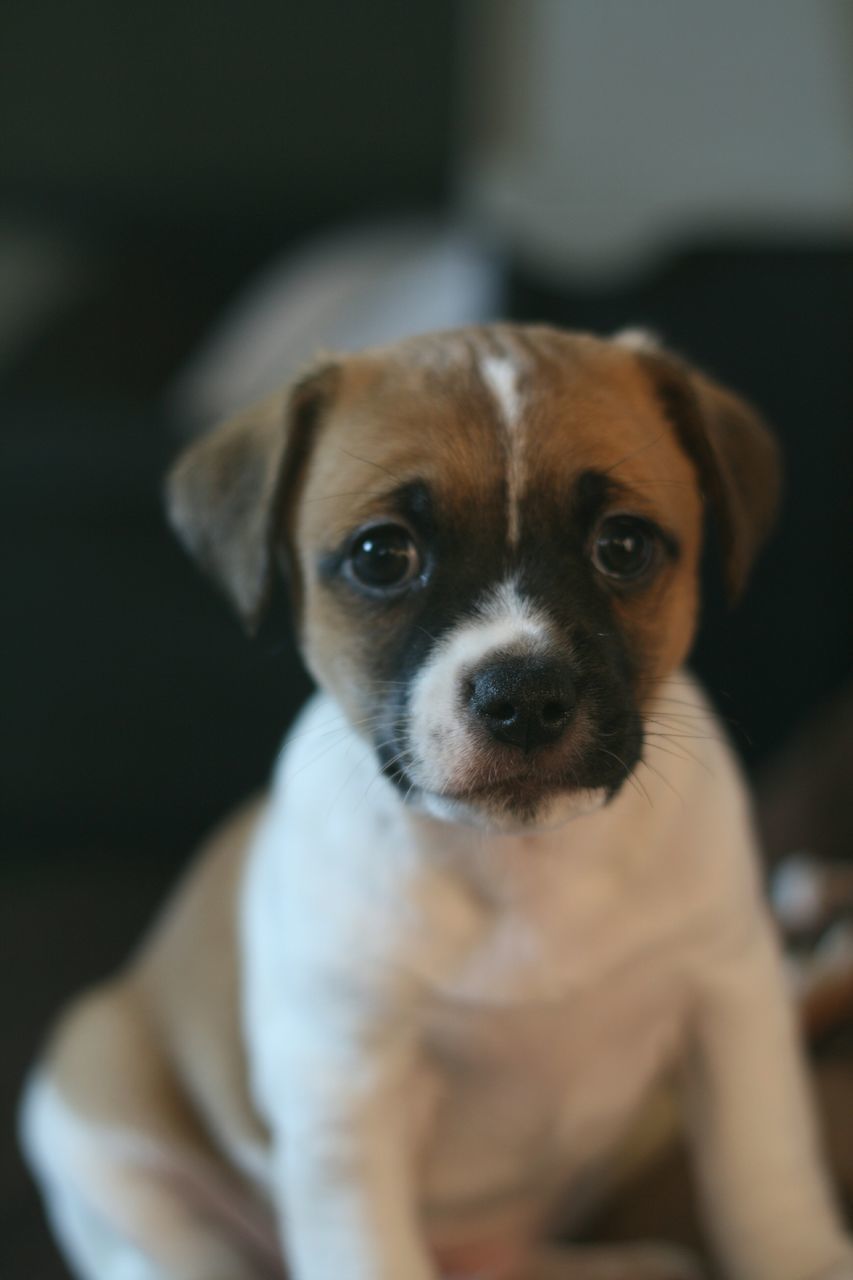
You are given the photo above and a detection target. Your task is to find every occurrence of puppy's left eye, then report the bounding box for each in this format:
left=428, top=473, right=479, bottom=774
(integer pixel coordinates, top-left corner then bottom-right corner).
left=348, top=523, right=422, bottom=591
left=592, top=515, right=658, bottom=582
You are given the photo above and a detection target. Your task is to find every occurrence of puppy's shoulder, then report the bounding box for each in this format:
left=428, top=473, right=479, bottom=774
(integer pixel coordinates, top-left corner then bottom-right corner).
left=642, top=671, right=772, bottom=951
left=644, top=670, right=753, bottom=830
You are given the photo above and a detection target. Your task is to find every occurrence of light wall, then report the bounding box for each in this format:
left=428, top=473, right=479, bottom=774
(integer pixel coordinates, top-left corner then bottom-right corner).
left=459, top=0, right=853, bottom=279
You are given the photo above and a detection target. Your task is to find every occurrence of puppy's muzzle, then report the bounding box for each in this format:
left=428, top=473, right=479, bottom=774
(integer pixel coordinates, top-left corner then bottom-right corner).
left=466, top=654, right=576, bottom=752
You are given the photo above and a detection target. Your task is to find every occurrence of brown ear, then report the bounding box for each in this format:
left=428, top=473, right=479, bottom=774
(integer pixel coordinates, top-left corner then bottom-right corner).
left=638, top=348, right=782, bottom=601
left=166, top=362, right=337, bottom=631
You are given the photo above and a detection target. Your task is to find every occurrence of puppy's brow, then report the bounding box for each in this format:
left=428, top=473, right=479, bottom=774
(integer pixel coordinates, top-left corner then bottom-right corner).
left=391, top=479, right=434, bottom=528
left=601, top=430, right=668, bottom=476
left=303, top=488, right=391, bottom=505
left=573, top=470, right=625, bottom=526
left=575, top=469, right=680, bottom=556
left=336, top=446, right=406, bottom=486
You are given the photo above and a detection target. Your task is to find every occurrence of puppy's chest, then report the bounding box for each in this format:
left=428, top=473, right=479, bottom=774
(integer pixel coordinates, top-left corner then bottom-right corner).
left=422, top=933, right=685, bottom=1092
left=414, top=932, right=686, bottom=1216
left=417, top=888, right=690, bottom=1147
left=424, top=846, right=693, bottom=1008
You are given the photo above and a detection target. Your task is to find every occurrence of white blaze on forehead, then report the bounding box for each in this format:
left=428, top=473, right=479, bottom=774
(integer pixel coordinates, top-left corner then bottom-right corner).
left=478, top=349, right=527, bottom=549
left=407, top=579, right=553, bottom=795
left=480, top=352, right=523, bottom=426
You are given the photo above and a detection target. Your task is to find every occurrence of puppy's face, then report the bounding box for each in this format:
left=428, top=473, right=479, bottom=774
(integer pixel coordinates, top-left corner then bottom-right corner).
left=169, top=326, right=779, bottom=832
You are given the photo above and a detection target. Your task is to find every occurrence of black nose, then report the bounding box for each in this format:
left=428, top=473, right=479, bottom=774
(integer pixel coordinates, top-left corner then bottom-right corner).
left=467, top=656, right=576, bottom=751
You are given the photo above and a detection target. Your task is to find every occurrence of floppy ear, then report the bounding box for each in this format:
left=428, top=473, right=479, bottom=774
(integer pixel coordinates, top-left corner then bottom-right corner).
left=166, top=362, right=337, bottom=632
left=635, top=345, right=782, bottom=601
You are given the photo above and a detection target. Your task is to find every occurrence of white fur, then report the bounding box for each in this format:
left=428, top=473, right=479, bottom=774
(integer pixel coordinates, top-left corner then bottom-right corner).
left=22, top=668, right=852, bottom=1279
left=20, top=1073, right=277, bottom=1278
left=478, top=350, right=526, bottom=547
left=233, top=671, right=852, bottom=1280
left=480, top=352, right=523, bottom=428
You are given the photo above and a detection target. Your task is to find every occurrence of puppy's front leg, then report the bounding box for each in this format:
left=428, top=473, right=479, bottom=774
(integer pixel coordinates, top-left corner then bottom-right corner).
left=685, top=913, right=852, bottom=1280
left=242, top=799, right=484, bottom=1280
left=261, top=998, right=437, bottom=1280
left=277, top=1044, right=432, bottom=1274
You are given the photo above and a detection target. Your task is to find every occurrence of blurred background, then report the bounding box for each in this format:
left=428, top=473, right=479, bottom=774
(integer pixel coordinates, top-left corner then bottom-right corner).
left=2, top=1, right=852, bottom=1275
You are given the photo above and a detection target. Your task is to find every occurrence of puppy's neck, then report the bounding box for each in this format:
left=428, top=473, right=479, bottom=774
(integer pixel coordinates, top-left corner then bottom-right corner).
left=273, top=688, right=678, bottom=909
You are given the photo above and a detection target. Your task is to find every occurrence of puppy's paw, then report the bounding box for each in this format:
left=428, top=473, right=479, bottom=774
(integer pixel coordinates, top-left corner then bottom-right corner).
left=531, top=1242, right=705, bottom=1280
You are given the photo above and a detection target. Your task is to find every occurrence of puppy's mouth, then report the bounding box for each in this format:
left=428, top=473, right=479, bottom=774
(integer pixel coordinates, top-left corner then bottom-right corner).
left=377, top=718, right=641, bottom=816
left=442, top=754, right=583, bottom=806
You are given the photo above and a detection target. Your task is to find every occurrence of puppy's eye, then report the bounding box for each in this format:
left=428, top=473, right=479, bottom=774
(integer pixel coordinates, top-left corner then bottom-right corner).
left=348, top=523, right=421, bottom=591
left=592, top=515, right=658, bottom=582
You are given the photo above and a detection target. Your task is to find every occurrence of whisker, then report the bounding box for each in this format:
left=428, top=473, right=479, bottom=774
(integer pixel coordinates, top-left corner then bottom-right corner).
left=328, top=744, right=383, bottom=817
left=645, top=726, right=707, bottom=742
left=645, top=720, right=713, bottom=734
left=637, top=754, right=684, bottom=802
left=336, top=447, right=405, bottom=485
left=644, top=720, right=724, bottom=743
left=648, top=695, right=742, bottom=729
left=283, top=711, right=384, bottom=746
left=620, top=478, right=695, bottom=489
left=645, top=733, right=713, bottom=774
left=643, top=738, right=694, bottom=766
left=645, top=728, right=721, bottom=744
left=598, top=747, right=652, bottom=807
left=287, top=734, right=359, bottom=781
left=285, top=717, right=402, bottom=775
left=302, top=487, right=390, bottom=505
left=647, top=695, right=708, bottom=710
left=602, top=430, right=667, bottom=475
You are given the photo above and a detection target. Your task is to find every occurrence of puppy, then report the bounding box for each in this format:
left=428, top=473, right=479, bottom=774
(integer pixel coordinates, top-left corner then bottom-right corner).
left=21, top=325, right=853, bottom=1280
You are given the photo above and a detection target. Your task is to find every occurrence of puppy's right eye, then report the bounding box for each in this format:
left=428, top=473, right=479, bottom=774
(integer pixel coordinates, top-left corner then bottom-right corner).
left=347, top=523, right=422, bottom=592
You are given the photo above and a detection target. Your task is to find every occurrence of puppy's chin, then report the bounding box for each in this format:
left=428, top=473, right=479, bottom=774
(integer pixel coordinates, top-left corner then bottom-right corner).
left=413, top=784, right=611, bottom=835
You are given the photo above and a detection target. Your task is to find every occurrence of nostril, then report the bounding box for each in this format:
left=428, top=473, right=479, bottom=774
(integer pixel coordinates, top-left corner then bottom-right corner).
left=541, top=699, right=569, bottom=727
left=484, top=699, right=517, bottom=724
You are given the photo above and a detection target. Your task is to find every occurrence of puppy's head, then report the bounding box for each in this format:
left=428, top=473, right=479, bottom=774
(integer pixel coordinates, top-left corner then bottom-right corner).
left=168, top=325, right=779, bottom=831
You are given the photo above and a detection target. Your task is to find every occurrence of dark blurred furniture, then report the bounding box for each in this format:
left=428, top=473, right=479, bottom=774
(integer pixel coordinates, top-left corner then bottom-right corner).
left=0, top=0, right=456, bottom=244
